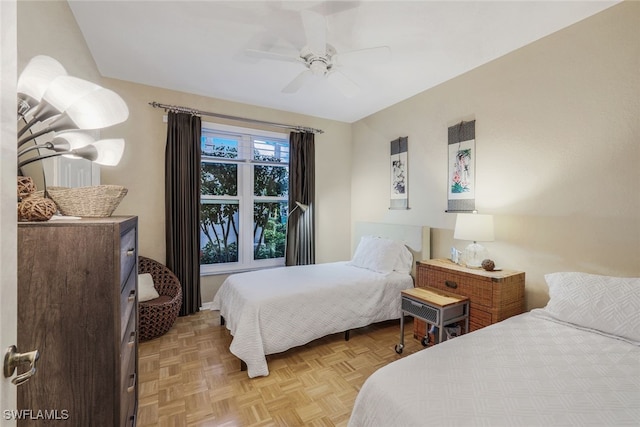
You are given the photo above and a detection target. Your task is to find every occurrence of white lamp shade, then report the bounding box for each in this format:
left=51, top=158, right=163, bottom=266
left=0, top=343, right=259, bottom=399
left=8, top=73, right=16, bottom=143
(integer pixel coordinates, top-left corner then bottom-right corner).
left=70, top=139, right=125, bottom=166
left=51, top=131, right=95, bottom=152
left=31, top=76, right=102, bottom=123
left=48, top=87, right=129, bottom=131
left=93, top=139, right=125, bottom=166
left=454, top=213, right=495, bottom=242
left=17, top=55, right=67, bottom=102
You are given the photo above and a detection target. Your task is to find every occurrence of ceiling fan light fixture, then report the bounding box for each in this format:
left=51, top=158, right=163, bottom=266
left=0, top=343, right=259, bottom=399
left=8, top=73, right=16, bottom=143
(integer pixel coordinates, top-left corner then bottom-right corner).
left=309, top=59, right=328, bottom=76
left=248, top=13, right=383, bottom=97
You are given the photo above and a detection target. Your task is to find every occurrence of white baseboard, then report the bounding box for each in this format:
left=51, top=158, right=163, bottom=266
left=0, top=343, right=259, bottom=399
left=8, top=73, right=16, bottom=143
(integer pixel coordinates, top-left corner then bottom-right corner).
left=200, top=301, right=216, bottom=311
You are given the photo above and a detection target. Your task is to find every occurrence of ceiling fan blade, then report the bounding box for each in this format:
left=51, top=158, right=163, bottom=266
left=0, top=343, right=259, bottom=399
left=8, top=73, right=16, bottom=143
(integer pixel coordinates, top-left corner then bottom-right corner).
left=327, top=70, right=359, bottom=98
left=282, top=70, right=314, bottom=94
left=245, top=49, right=303, bottom=64
left=301, top=10, right=326, bottom=56
left=333, top=46, right=392, bottom=67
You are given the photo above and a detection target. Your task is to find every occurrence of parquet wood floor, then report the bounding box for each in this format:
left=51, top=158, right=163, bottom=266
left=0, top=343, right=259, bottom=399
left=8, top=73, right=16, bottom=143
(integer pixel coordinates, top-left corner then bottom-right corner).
left=136, top=310, right=424, bottom=427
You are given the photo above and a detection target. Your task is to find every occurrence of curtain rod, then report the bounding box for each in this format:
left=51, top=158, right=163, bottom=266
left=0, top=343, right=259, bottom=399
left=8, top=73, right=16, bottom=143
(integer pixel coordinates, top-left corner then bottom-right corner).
left=149, top=101, right=323, bottom=134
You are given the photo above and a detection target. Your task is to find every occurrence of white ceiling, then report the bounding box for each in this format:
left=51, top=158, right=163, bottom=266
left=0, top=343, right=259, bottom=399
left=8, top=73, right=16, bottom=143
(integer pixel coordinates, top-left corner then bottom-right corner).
left=68, top=1, right=619, bottom=123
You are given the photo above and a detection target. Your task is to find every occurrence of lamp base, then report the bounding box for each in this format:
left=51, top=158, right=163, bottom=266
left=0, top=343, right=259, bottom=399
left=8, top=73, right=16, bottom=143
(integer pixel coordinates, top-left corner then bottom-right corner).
left=462, top=242, right=489, bottom=268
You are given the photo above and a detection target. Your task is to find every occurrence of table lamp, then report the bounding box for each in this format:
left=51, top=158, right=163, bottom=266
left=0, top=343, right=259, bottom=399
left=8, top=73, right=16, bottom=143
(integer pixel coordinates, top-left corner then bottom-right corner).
left=454, top=213, right=494, bottom=268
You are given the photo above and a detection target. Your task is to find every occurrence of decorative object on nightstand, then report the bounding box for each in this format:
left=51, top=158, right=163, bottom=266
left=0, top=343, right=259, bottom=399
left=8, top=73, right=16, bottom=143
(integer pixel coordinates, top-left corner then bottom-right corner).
left=414, top=259, right=525, bottom=338
left=481, top=258, right=496, bottom=271
left=454, top=212, right=494, bottom=268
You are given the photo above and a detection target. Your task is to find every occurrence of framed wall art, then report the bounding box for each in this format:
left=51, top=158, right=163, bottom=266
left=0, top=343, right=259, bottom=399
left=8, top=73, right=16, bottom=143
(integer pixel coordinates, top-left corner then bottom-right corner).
left=390, top=136, right=409, bottom=210
left=447, top=120, right=476, bottom=212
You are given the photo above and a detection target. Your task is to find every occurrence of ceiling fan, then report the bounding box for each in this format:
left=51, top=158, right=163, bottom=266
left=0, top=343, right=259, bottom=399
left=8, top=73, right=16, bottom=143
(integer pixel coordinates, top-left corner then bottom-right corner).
left=246, top=10, right=391, bottom=98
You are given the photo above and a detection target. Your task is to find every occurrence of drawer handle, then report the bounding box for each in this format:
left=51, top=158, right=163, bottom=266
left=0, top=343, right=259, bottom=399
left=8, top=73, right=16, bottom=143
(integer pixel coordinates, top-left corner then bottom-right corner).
left=127, top=289, right=136, bottom=303
left=128, top=331, right=136, bottom=348
left=127, top=373, right=136, bottom=393
left=410, top=301, right=423, bottom=308
left=445, top=280, right=458, bottom=289
left=126, top=249, right=135, bottom=257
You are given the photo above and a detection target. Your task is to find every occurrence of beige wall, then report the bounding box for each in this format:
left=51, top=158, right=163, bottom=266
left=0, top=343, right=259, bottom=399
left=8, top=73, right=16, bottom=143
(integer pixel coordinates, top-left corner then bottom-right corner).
left=17, top=1, right=639, bottom=310
left=351, top=1, right=640, bottom=310
left=17, top=0, right=353, bottom=303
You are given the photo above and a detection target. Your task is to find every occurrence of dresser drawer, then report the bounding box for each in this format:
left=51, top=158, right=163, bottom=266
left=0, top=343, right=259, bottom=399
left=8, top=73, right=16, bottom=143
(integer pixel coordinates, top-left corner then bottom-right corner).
left=120, top=357, right=136, bottom=427
left=120, top=271, right=137, bottom=340
left=469, top=306, right=492, bottom=330
left=120, top=226, right=137, bottom=287
left=426, top=269, right=493, bottom=308
left=120, top=313, right=137, bottom=426
left=120, top=372, right=136, bottom=427
left=120, top=370, right=136, bottom=427
left=121, top=312, right=137, bottom=371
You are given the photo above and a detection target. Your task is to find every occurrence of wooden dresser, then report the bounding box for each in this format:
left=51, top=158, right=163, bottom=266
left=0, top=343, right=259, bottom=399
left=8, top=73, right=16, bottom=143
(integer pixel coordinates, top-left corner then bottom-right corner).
left=414, top=259, right=525, bottom=338
left=17, top=216, right=138, bottom=426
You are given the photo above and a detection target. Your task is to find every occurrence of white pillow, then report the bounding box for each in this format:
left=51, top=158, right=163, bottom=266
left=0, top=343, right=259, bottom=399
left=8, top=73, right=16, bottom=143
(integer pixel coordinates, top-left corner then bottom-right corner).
left=349, top=235, right=410, bottom=275
left=543, top=272, right=640, bottom=343
left=138, top=273, right=160, bottom=302
left=394, top=244, right=414, bottom=274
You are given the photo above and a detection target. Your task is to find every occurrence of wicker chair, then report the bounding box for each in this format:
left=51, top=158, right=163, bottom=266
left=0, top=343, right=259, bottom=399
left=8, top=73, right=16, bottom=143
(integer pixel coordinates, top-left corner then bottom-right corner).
left=138, top=256, right=183, bottom=341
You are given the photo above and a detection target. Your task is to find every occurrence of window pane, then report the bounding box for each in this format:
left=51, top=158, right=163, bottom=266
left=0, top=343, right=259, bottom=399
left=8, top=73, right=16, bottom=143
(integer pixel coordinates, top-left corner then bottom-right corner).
left=201, top=134, right=239, bottom=159
left=202, top=162, right=237, bottom=196
left=254, top=164, right=288, bottom=197
left=253, top=138, right=289, bottom=163
left=200, top=201, right=239, bottom=264
left=253, top=201, right=287, bottom=260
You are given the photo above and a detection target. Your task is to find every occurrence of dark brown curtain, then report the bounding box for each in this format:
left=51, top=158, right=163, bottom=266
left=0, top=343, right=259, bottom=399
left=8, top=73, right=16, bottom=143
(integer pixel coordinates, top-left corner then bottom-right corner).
left=286, top=131, right=315, bottom=266
left=165, top=111, right=201, bottom=316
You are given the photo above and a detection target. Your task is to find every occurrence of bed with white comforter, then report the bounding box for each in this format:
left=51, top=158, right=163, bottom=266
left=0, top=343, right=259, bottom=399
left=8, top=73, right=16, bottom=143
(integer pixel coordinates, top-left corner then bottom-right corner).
left=212, top=233, right=418, bottom=378
left=348, top=271, right=640, bottom=426
left=213, top=263, right=412, bottom=378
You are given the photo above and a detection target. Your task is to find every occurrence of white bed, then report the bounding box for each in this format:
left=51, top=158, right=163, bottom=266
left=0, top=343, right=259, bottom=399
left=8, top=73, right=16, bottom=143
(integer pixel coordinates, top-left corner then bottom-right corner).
left=348, top=272, right=640, bottom=426
left=211, top=222, right=430, bottom=378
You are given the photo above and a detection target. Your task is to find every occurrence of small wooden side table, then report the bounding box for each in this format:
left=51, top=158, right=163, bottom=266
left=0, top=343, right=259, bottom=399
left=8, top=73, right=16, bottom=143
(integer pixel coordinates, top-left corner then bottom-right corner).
left=395, top=286, right=469, bottom=354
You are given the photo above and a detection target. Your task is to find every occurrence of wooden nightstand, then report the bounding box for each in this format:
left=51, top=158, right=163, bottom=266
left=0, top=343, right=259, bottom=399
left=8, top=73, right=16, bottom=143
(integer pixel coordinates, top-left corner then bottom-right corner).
left=414, top=259, right=525, bottom=339
left=396, top=287, right=469, bottom=354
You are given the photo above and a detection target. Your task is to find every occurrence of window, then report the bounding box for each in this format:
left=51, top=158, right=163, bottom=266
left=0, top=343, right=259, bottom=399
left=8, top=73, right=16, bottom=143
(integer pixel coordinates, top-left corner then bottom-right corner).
left=200, top=123, right=289, bottom=274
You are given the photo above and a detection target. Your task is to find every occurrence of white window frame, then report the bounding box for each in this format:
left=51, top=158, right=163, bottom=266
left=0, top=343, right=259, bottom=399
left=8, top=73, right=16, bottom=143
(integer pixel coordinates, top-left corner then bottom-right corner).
left=200, top=121, right=288, bottom=275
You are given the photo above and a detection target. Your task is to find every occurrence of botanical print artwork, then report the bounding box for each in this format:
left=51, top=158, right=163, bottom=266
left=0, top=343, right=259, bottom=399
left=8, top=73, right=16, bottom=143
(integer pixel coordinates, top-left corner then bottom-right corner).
left=390, top=136, right=408, bottom=209
left=391, top=152, right=407, bottom=196
left=448, top=139, right=475, bottom=200
left=451, top=148, right=471, bottom=193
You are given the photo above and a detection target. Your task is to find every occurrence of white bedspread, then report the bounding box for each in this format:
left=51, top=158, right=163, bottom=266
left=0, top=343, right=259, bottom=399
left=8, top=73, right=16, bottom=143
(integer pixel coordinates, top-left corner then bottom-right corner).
left=211, top=261, right=413, bottom=378
left=349, top=310, right=640, bottom=426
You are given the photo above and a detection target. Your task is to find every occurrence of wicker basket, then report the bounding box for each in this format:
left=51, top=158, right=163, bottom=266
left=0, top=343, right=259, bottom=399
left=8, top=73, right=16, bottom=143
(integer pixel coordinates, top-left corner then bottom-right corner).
left=45, top=185, right=128, bottom=217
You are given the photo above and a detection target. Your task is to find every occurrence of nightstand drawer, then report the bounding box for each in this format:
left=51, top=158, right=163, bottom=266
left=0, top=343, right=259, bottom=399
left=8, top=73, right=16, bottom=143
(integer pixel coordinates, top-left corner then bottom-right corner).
left=402, top=297, right=440, bottom=324
left=426, top=270, right=493, bottom=308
